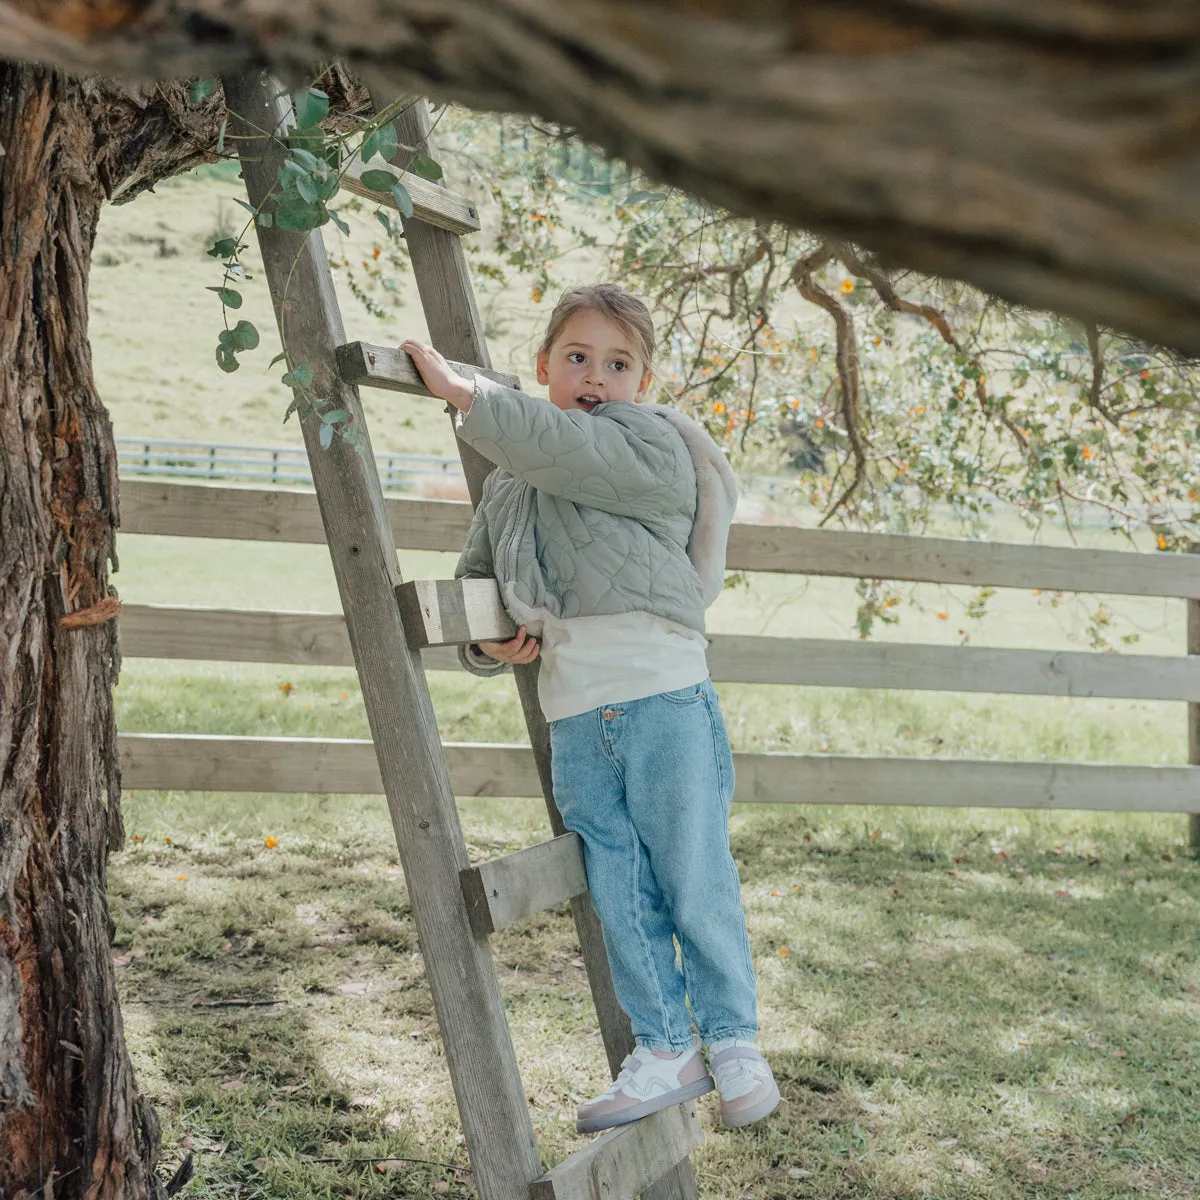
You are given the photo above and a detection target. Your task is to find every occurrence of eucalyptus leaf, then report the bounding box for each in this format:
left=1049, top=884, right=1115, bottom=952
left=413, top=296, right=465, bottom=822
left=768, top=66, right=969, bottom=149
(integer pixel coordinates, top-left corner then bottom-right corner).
left=293, top=86, right=329, bottom=130
left=207, top=237, right=239, bottom=259
left=360, top=168, right=400, bottom=193
left=410, top=150, right=443, bottom=181
left=216, top=345, right=240, bottom=373
left=375, top=210, right=393, bottom=236
left=274, top=195, right=326, bottom=231
left=230, top=320, right=260, bottom=351
left=321, top=409, right=349, bottom=424
left=319, top=421, right=334, bottom=449
left=391, top=184, right=414, bottom=220
left=255, top=210, right=275, bottom=228
left=329, top=210, right=351, bottom=237
left=282, top=363, right=313, bottom=389
left=268, top=351, right=288, bottom=369
left=295, top=175, right=318, bottom=205
left=290, top=147, right=321, bottom=171
left=207, top=286, right=243, bottom=309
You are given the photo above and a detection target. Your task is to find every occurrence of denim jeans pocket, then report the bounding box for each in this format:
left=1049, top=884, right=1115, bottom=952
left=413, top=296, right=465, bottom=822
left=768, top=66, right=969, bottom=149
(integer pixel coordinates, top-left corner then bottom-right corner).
left=658, top=682, right=706, bottom=706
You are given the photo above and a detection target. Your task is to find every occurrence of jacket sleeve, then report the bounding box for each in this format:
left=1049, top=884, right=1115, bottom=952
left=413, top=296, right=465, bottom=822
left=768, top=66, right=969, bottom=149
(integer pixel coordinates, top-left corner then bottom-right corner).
left=456, top=376, right=685, bottom=521
left=452, top=505, right=508, bottom=676
left=454, top=503, right=495, bottom=582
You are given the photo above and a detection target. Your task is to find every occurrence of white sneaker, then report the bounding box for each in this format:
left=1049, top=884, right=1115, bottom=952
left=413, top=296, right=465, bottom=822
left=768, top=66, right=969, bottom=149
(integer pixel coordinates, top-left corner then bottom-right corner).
left=575, top=1045, right=714, bottom=1133
left=708, top=1039, right=781, bottom=1128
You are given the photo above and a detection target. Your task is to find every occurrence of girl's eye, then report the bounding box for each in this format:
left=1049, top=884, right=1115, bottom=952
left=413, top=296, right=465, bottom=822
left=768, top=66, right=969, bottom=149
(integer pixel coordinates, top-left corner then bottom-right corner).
left=568, top=352, right=586, bottom=364
left=610, top=360, right=628, bottom=372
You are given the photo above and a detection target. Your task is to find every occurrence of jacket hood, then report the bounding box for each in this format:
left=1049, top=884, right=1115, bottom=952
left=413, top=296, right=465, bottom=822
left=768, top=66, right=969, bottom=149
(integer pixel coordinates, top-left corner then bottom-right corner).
left=643, top=404, right=739, bottom=606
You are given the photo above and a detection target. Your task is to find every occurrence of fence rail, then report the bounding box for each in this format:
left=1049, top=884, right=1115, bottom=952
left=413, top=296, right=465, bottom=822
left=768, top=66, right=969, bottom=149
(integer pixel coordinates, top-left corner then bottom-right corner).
left=116, top=480, right=1200, bottom=819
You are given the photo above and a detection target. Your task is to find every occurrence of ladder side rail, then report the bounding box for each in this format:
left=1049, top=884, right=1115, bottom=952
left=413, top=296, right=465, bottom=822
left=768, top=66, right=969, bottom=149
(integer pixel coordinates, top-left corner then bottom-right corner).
left=221, top=72, right=541, bottom=1200
left=382, top=94, right=701, bottom=1200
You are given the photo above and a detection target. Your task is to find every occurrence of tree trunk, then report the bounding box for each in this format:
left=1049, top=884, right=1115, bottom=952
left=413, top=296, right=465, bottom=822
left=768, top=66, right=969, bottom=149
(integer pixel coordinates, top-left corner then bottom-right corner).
left=4, top=2, right=1200, bottom=354
left=0, top=62, right=249, bottom=1200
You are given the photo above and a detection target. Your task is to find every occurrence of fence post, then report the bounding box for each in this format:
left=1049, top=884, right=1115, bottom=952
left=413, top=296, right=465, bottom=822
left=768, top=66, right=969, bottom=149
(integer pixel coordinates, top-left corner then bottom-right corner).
left=1189, top=543, right=1200, bottom=854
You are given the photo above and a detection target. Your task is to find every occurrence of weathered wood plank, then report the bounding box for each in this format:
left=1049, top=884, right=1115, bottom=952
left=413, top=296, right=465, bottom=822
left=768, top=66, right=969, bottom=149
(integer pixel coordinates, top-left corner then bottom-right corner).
left=339, top=156, right=482, bottom=234
left=703, top=635, right=1200, bottom=702
left=528, top=1103, right=704, bottom=1200
left=120, top=482, right=1200, bottom=600
left=223, top=72, right=539, bottom=1200
left=117, top=603, right=461, bottom=670
left=460, top=833, right=587, bottom=937
left=118, top=605, right=1200, bottom=704
left=116, top=734, right=1200, bottom=814
left=336, top=341, right=520, bottom=395
left=726, top=523, right=1200, bottom=599
left=396, top=578, right=516, bottom=648
left=119, top=481, right=473, bottom=549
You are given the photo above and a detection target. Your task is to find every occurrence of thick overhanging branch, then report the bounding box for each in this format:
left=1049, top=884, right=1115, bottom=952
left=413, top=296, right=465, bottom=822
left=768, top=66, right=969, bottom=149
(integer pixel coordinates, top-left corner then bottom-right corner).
left=4, top=1, right=1200, bottom=353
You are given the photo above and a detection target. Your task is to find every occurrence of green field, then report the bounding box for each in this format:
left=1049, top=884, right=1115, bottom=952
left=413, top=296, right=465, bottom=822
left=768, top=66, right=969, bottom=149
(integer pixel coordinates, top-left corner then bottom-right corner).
left=99, top=166, right=1200, bottom=1199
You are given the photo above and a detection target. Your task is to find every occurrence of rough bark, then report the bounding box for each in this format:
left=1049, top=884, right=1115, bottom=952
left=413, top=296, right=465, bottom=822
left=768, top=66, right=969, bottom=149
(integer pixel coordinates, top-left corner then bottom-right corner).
left=0, top=64, right=228, bottom=1200
left=4, top=2, right=1200, bottom=355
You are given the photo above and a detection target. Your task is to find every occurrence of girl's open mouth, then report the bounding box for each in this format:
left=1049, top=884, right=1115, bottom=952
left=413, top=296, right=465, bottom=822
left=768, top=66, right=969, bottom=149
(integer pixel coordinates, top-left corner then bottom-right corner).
left=576, top=397, right=601, bottom=413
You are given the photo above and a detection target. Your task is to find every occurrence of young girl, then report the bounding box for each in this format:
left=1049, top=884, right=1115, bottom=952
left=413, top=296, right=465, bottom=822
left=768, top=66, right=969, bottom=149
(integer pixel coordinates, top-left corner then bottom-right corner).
left=401, top=284, right=779, bottom=1132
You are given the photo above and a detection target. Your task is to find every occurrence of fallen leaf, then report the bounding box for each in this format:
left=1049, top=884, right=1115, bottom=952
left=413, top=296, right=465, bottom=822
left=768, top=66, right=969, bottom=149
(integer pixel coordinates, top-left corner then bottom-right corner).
left=431, top=1183, right=449, bottom=1195
left=338, top=981, right=370, bottom=996
left=252, top=1157, right=269, bottom=1172
left=112, top=954, right=132, bottom=967
left=787, top=1167, right=812, bottom=1179
left=375, top=1160, right=408, bottom=1174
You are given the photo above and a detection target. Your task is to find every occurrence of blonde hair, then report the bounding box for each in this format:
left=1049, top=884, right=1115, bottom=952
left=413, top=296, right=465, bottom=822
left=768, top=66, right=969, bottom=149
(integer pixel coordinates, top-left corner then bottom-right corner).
left=537, top=283, right=656, bottom=372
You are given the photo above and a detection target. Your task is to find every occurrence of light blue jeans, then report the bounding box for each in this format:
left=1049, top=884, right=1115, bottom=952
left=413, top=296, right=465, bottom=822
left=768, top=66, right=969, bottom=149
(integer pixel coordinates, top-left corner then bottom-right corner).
left=549, top=679, right=758, bottom=1052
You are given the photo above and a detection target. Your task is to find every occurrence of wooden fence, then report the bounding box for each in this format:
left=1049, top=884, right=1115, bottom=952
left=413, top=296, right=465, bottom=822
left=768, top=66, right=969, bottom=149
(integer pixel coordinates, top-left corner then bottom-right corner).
left=116, top=480, right=1200, bottom=831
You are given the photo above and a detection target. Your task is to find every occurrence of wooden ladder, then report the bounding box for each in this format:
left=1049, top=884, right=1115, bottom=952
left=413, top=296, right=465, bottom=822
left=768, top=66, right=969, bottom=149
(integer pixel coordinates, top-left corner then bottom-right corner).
left=220, top=72, right=704, bottom=1200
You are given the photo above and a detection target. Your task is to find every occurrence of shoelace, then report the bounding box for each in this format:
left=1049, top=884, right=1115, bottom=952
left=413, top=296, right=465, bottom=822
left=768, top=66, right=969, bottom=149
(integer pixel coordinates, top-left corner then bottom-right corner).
left=713, top=1055, right=769, bottom=1099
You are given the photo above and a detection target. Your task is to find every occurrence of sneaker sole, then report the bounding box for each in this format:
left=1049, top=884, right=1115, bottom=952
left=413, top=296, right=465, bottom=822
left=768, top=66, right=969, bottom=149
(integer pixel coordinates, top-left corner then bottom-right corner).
left=721, top=1080, right=781, bottom=1128
left=576, top=1075, right=715, bottom=1134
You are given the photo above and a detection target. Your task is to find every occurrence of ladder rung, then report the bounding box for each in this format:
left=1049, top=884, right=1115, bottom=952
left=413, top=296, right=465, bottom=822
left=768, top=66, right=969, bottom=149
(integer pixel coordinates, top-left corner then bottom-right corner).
left=340, top=156, right=482, bottom=234
left=397, top=577, right=516, bottom=650
left=336, top=341, right=521, bottom=396
left=529, top=1102, right=704, bottom=1200
left=460, top=833, right=587, bottom=937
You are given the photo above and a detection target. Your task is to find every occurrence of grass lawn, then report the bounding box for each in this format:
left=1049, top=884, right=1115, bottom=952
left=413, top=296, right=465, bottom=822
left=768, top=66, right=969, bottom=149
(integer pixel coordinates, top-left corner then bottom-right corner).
left=111, top=529, right=1200, bottom=1199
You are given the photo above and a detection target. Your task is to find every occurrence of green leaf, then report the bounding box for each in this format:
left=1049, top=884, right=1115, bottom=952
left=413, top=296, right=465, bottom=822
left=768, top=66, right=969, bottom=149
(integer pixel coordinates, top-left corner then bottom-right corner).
left=360, top=168, right=399, bottom=193
left=207, top=237, right=240, bottom=259
left=230, top=320, right=260, bottom=351
left=375, top=210, right=393, bottom=236
left=320, top=408, right=349, bottom=424
left=361, top=122, right=398, bottom=164
left=391, top=184, right=414, bottom=220
left=293, top=86, right=329, bottom=129
left=410, top=150, right=443, bottom=181
left=268, top=351, right=288, bottom=369
left=207, top=286, right=243, bottom=309
left=319, top=421, right=334, bottom=449
left=274, top=196, right=326, bottom=231
left=295, top=174, right=318, bottom=205
left=282, top=363, right=313, bottom=389
left=290, top=147, right=321, bottom=172
left=283, top=395, right=303, bottom=423
left=216, top=345, right=240, bottom=373
left=188, top=78, right=218, bottom=105
left=329, top=210, right=351, bottom=236
left=255, top=210, right=275, bottom=228
left=233, top=197, right=258, bottom=216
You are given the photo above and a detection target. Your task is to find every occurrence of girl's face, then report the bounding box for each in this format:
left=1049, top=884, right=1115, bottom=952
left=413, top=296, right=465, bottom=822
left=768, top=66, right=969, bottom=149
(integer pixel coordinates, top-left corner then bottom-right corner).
left=535, top=308, right=651, bottom=413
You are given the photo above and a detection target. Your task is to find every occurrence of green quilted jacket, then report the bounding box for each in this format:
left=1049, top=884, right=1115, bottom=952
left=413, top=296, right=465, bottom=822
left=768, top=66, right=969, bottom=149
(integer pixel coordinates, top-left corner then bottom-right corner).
left=454, top=376, right=737, bottom=637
